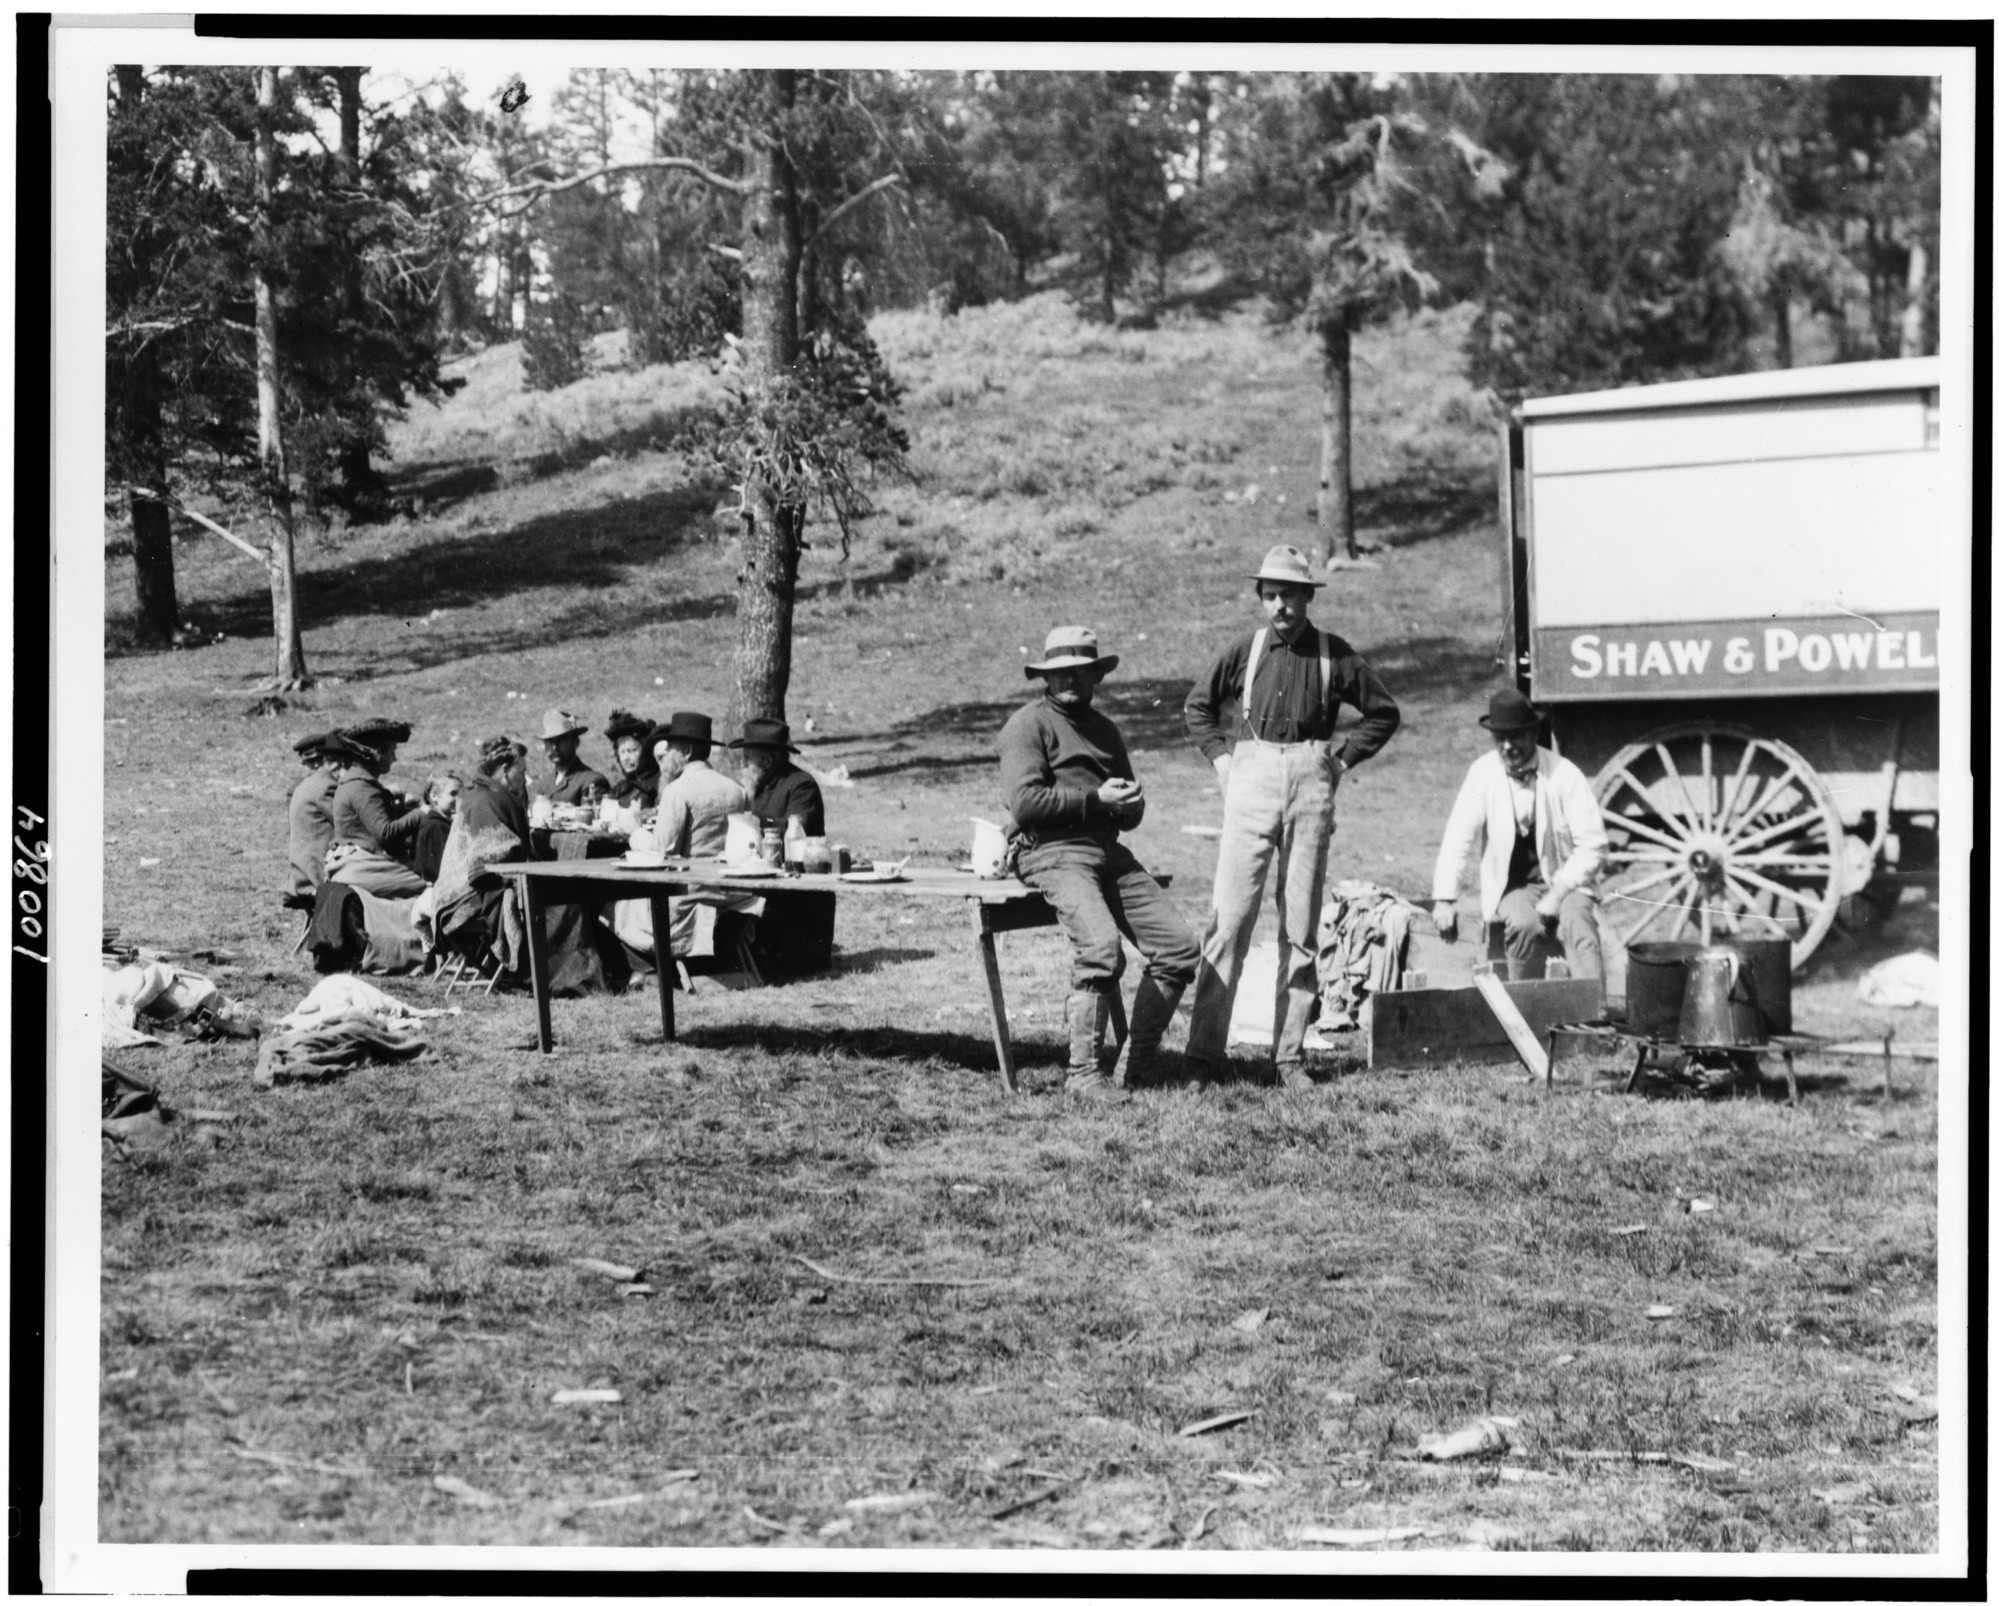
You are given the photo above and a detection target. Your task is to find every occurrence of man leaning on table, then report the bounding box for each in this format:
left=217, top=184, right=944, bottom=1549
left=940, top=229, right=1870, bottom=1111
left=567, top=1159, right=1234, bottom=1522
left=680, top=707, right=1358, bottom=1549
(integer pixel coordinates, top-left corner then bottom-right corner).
left=997, top=625, right=1199, bottom=1100
left=611, top=711, right=754, bottom=963
left=1431, top=687, right=1605, bottom=980
left=1182, top=544, right=1401, bottom=1088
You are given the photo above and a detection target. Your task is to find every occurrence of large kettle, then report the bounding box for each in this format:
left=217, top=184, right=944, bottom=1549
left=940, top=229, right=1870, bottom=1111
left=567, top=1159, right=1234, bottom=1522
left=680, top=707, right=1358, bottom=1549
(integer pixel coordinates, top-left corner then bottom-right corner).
left=1677, top=947, right=1765, bottom=1050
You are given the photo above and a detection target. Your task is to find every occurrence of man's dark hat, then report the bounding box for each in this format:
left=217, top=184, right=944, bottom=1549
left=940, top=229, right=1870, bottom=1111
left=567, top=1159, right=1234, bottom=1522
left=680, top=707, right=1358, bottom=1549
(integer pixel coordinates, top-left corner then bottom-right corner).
left=725, top=717, right=800, bottom=754
left=655, top=711, right=715, bottom=748
left=1478, top=688, right=1548, bottom=733
left=319, top=732, right=371, bottom=763
left=293, top=731, right=332, bottom=757
left=603, top=708, right=652, bottom=743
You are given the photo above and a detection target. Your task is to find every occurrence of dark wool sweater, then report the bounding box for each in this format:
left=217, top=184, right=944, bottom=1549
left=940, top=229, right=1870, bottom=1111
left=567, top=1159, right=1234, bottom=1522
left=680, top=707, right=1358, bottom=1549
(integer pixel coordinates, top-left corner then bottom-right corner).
left=997, top=693, right=1142, bottom=845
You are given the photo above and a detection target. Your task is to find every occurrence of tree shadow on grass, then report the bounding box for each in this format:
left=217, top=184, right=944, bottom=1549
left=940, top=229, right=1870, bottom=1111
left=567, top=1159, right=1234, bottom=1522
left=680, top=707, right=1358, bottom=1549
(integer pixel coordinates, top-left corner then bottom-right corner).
left=674, top=1020, right=1062, bottom=1079
left=831, top=678, right=1199, bottom=779
left=1357, top=470, right=1492, bottom=549
left=1363, top=634, right=1508, bottom=706
left=146, top=476, right=917, bottom=678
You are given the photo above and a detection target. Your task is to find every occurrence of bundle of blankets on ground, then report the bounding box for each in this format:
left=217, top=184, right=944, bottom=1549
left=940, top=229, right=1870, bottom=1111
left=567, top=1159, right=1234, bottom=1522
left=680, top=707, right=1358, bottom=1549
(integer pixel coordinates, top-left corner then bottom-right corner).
left=102, top=956, right=261, bottom=1049
left=1315, top=880, right=1420, bottom=1032
left=254, top=974, right=458, bottom=1088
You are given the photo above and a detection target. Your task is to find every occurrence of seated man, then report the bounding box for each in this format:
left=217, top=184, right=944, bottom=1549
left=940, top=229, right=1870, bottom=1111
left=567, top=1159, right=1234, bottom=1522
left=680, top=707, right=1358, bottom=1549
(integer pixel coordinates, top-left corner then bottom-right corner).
left=728, top=718, right=824, bottom=837
left=1431, top=688, right=1606, bottom=979
left=611, top=712, right=754, bottom=963
left=533, top=708, right=611, bottom=806
left=286, top=731, right=339, bottom=902
left=998, top=625, right=1199, bottom=1098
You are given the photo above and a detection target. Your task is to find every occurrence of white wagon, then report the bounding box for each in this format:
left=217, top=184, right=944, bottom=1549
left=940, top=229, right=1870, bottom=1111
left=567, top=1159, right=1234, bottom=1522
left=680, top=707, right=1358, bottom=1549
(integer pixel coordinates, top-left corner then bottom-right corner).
left=1502, top=357, right=1943, bottom=970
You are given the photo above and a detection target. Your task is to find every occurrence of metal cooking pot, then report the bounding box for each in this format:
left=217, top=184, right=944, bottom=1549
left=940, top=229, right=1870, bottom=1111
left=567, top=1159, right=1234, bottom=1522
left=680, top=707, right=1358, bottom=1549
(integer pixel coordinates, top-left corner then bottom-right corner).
left=1678, top=948, right=1766, bottom=1050
left=1624, top=941, right=1702, bottom=1039
left=1718, top=935, right=1792, bottom=1036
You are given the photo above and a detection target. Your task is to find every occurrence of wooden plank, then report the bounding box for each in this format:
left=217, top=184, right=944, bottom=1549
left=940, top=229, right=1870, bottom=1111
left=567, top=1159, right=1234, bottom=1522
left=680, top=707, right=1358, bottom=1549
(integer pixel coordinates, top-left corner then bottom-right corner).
left=1367, top=979, right=1603, bottom=1071
left=1473, top=971, right=1550, bottom=1080
left=976, top=896, right=1059, bottom=935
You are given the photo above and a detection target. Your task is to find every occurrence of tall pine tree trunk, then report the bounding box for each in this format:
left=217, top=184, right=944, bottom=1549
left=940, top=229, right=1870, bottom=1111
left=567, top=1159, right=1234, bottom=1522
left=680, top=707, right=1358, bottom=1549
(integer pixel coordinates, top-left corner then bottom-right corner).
left=1900, top=236, right=1929, bottom=357
left=1316, top=301, right=1356, bottom=563
left=330, top=66, right=385, bottom=516
left=1769, top=287, right=1793, bottom=369
left=256, top=66, right=309, bottom=689
left=732, top=69, right=803, bottom=731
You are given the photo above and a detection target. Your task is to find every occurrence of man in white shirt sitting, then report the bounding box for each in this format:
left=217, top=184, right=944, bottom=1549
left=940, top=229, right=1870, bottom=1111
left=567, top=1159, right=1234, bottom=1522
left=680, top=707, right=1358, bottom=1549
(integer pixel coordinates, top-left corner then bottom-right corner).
left=1431, top=688, right=1607, bottom=978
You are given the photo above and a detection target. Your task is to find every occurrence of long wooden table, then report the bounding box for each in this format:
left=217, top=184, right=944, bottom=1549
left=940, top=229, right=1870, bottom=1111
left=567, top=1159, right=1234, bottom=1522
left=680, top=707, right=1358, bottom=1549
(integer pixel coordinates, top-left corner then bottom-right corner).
left=488, top=859, right=1132, bottom=1093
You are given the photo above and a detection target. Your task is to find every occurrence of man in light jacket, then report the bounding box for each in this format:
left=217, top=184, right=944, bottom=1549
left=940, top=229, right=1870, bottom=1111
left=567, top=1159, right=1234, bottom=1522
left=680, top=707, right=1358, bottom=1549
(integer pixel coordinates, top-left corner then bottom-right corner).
left=1431, top=688, right=1606, bottom=978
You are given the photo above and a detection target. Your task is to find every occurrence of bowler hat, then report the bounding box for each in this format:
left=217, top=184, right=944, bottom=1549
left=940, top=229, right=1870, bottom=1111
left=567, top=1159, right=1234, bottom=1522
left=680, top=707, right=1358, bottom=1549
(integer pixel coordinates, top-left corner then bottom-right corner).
left=540, top=708, right=589, bottom=741
left=656, top=711, right=715, bottom=748
left=1478, top=688, right=1548, bottom=732
left=1247, top=544, right=1325, bottom=590
left=1024, top=625, right=1120, bottom=680
left=726, top=717, right=800, bottom=754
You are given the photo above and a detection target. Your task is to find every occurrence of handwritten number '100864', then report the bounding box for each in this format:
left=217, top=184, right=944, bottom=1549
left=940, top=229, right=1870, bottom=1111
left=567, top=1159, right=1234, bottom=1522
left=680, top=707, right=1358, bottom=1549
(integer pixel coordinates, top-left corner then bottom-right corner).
left=15, top=805, right=47, bottom=963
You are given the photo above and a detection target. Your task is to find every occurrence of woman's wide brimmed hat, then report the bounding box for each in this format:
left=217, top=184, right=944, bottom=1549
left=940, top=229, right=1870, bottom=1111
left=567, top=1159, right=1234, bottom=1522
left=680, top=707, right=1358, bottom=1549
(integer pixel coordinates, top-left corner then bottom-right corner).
left=1024, top=625, right=1119, bottom=680
left=1478, top=687, right=1549, bottom=732
left=1247, top=544, right=1325, bottom=590
left=479, top=734, right=528, bottom=767
left=540, top=708, right=589, bottom=741
left=726, top=717, right=800, bottom=754
left=344, top=717, right=413, bottom=747
left=292, top=730, right=332, bottom=757
left=603, top=708, right=652, bottom=743
left=320, top=732, right=373, bottom=764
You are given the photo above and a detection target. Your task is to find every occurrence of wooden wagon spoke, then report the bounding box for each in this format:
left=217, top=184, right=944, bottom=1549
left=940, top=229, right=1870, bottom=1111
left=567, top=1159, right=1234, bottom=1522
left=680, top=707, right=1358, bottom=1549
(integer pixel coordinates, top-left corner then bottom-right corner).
left=1603, top=809, right=1690, bottom=854
left=1699, top=733, right=1717, bottom=837
left=1729, top=864, right=1827, bottom=917
left=1730, top=851, right=1835, bottom=873
left=1600, top=866, right=1681, bottom=904
left=1654, top=741, right=1709, bottom=835
left=1608, top=767, right=1697, bottom=834
left=1713, top=738, right=1762, bottom=836
left=1615, top=872, right=1696, bottom=944
left=1718, top=759, right=1806, bottom=840
left=1725, top=809, right=1827, bottom=858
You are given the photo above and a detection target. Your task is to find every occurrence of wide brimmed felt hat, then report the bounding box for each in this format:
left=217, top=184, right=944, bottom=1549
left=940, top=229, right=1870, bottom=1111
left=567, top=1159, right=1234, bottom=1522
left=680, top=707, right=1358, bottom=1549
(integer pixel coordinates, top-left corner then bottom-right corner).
left=1247, top=543, right=1325, bottom=590
left=603, top=708, right=652, bottom=743
left=1024, top=625, right=1119, bottom=680
left=344, top=717, right=413, bottom=746
left=653, top=711, right=715, bottom=748
left=1478, top=687, right=1549, bottom=732
left=726, top=717, right=800, bottom=753
left=539, top=708, right=589, bottom=741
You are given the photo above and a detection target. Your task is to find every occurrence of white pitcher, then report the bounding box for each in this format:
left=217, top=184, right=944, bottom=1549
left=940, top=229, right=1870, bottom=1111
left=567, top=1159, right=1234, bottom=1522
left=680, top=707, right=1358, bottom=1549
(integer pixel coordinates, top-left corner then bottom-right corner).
left=969, top=817, right=1007, bottom=878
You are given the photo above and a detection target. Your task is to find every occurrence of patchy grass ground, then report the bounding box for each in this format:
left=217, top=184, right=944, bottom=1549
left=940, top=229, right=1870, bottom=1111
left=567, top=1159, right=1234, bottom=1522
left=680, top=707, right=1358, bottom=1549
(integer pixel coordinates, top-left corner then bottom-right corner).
left=99, top=294, right=1942, bottom=1554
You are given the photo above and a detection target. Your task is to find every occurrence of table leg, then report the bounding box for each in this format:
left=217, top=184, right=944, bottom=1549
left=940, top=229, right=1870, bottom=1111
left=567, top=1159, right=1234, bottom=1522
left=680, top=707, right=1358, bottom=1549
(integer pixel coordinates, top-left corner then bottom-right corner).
left=1624, top=1044, right=1648, bottom=1095
left=521, top=874, right=555, bottom=1054
left=1782, top=1048, right=1799, bottom=1108
left=649, top=891, right=676, bottom=1044
left=969, top=902, right=1018, bottom=1095
left=1545, top=1028, right=1563, bottom=1091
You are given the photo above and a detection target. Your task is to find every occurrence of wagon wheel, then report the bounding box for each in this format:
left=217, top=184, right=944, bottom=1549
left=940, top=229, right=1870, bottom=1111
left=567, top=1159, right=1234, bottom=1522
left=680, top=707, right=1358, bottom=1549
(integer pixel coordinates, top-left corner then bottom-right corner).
left=1591, top=723, right=1844, bottom=970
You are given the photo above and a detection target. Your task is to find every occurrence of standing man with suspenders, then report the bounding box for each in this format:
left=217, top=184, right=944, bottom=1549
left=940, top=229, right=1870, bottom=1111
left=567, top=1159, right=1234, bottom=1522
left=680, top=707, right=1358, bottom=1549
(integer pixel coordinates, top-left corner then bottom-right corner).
left=1182, top=545, right=1402, bottom=1088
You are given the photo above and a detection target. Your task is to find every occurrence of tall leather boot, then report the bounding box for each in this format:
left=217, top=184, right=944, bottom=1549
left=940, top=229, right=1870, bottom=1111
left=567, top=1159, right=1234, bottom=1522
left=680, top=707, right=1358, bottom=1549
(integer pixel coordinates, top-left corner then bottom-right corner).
left=1119, top=977, right=1186, bottom=1090
left=1064, top=991, right=1123, bottom=1100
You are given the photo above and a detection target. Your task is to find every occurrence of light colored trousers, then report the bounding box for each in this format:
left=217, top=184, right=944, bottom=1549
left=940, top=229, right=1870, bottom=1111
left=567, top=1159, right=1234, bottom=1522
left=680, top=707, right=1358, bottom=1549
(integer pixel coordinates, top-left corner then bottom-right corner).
left=1186, top=738, right=1338, bottom=1070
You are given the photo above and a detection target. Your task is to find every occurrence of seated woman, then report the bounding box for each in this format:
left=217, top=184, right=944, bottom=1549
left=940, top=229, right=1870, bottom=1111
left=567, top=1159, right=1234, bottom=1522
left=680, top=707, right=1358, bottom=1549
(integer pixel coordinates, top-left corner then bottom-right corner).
left=603, top=708, right=659, bottom=808
left=433, top=735, right=631, bottom=996
left=323, top=720, right=433, bottom=898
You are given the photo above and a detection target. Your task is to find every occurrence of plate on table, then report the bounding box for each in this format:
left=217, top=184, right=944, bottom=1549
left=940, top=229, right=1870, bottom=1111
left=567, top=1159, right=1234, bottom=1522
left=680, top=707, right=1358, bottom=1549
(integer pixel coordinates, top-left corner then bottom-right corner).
left=718, top=860, right=780, bottom=879
left=616, top=855, right=669, bottom=871
left=840, top=868, right=909, bottom=884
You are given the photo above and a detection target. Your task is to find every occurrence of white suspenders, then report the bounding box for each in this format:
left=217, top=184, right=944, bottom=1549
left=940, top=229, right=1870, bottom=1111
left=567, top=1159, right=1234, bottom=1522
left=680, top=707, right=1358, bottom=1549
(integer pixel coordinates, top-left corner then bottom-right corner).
left=1241, top=627, right=1334, bottom=744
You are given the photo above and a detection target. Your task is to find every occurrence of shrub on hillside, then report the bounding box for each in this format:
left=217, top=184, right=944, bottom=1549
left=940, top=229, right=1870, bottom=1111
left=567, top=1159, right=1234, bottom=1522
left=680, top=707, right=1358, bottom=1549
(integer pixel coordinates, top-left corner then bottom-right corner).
left=522, top=291, right=591, bottom=393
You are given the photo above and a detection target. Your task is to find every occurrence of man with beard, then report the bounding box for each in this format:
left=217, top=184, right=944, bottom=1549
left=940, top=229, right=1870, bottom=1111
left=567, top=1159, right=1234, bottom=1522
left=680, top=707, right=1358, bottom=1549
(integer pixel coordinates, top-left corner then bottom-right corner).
left=1431, top=687, right=1606, bottom=978
left=997, top=625, right=1198, bottom=1099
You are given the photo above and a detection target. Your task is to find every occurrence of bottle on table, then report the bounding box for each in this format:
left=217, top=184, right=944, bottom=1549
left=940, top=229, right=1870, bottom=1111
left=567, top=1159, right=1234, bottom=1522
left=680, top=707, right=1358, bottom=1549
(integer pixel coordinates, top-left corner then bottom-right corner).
left=783, top=814, right=807, bottom=871
left=759, top=824, right=783, bottom=867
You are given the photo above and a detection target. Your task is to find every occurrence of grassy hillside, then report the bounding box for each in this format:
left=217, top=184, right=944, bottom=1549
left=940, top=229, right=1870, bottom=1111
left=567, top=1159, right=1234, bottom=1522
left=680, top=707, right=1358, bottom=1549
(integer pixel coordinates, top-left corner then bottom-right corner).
left=97, top=295, right=1941, bottom=1555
